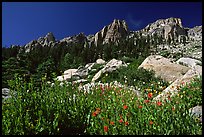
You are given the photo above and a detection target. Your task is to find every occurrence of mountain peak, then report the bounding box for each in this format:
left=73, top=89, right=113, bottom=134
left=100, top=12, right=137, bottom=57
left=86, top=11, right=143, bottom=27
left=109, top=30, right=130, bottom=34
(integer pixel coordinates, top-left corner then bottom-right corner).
left=140, top=17, right=186, bottom=42
left=94, top=19, right=129, bottom=46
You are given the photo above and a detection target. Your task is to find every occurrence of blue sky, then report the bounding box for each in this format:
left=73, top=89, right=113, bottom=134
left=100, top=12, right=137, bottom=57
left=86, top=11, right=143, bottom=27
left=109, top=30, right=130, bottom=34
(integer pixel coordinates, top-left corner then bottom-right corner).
left=2, top=2, right=202, bottom=47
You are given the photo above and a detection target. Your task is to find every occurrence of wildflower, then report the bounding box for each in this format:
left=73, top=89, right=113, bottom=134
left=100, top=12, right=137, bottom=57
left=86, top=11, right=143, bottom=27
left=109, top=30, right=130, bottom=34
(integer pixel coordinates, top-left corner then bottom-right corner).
left=138, top=105, right=143, bottom=109
left=125, top=121, right=129, bottom=126
left=92, top=111, right=97, bottom=117
left=157, top=101, right=162, bottom=106
left=119, top=119, right=123, bottom=123
left=110, top=121, right=114, bottom=125
left=148, top=93, right=153, bottom=98
left=95, top=110, right=101, bottom=115
left=123, top=105, right=128, bottom=110
left=96, top=108, right=101, bottom=112
left=104, top=126, right=108, bottom=132
left=144, top=100, right=150, bottom=103
left=172, top=107, right=175, bottom=111
left=149, top=120, right=153, bottom=125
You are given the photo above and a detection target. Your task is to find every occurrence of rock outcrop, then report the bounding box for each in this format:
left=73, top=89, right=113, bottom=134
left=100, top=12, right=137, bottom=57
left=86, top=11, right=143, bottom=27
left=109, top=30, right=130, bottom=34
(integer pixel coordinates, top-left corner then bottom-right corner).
left=189, top=106, right=202, bottom=123
left=153, top=64, right=202, bottom=101
left=57, top=69, right=78, bottom=81
left=2, top=88, right=11, bottom=100
left=56, top=58, right=127, bottom=83
left=96, top=59, right=106, bottom=64
left=24, top=32, right=56, bottom=53
left=94, top=19, right=129, bottom=46
left=138, top=55, right=190, bottom=82
left=92, top=58, right=127, bottom=82
left=188, top=26, right=202, bottom=41
left=2, top=88, right=17, bottom=103
left=38, top=32, right=56, bottom=46
left=77, top=63, right=95, bottom=78
left=60, top=32, right=87, bottom=45
left=138, top=17, right=190, bottom=43
left=176, top=57, right=202, bottom=68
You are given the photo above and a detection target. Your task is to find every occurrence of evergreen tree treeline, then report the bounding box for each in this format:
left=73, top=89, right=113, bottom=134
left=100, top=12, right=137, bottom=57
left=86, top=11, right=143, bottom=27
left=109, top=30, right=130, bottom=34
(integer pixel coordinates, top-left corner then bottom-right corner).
left=2, top=34, right=162, bottom=88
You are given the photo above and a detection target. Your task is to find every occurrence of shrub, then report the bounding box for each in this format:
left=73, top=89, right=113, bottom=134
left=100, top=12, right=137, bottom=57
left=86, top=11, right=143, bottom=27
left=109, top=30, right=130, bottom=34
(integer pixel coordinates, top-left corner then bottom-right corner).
left=2, top=68, right=202, bottom=135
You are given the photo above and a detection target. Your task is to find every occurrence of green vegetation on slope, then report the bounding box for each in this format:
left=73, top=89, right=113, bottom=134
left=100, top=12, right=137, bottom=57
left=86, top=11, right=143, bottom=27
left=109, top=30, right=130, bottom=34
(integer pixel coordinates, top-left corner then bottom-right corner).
left=2, top=73, right=202, bottom=135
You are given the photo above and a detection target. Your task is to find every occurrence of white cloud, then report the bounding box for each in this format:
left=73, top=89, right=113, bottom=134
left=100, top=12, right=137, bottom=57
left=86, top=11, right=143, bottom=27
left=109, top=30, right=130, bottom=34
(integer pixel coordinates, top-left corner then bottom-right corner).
left=127, top=13, right=143, bottom=30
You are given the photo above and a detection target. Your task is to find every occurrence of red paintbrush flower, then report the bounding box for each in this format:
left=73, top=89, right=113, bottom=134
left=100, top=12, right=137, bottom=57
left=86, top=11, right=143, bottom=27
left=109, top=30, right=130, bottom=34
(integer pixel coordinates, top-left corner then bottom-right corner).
left=149, top=120, right=153, bottom=125
left=110, top=121, right=114, bottom=125
left=138, top=105, right=143, bottom=109
left=124, top=121, right=129, bottom=126
left=123, top=105, right=128, bottom=110
left=144, top=100, right=150, bottom=103
left=157, top=101, right=162, bottom=106
left=92, top=111, right=97, bottom=117
left=104, top=126, right=108, bottom=132
left=148, top=93, right=153, bottom=98
left=119, top=119, right=123, bottom=123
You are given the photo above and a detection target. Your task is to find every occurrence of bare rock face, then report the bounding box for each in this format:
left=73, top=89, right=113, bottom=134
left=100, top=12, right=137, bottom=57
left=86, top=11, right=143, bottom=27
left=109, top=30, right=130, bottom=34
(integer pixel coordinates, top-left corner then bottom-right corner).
left=60, top=32, right=87, bottom=45
left=153, top=65, right=202, bottom=101
left=56, top=63, right=96, bottom=81
left=138, top=55, right=190, bottom=82
left=94, top=19, right=129, bottom=46
left=188, top=26, right=202, bottom=41
left=189, top=106, right=202, bottom=123
left=2, top=88, right=11, bottom=100
left=140, top=17, right=187, bottom=42
left=57, top=69, right=78, bottom=81
left=37, top=32, right=55, bottom=46
left=176, top=57, right=202, bottom=68
left=24, top=32, right=56, bottom=53
left=92, top=58, right=127, bottom=82
left=96, top=59, right=106, bottom=64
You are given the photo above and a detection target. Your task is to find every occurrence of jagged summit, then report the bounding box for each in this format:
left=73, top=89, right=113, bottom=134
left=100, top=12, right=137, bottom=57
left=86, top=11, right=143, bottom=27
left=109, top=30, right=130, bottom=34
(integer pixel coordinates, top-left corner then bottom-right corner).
left=37, top=32, right=56, bottom=45
left=22, top=17, right=201, bottom=56
left=60, top=32, right=87, bottom=45
left=139, top=17, right=187, bottom=42
left=94, top=19, right=129, bottom=46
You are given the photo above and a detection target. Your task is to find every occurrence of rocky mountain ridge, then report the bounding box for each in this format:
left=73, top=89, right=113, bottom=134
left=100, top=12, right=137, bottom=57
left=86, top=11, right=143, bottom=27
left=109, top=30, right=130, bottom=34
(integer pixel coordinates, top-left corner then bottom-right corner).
left=17, top=17, right=202, bottom=61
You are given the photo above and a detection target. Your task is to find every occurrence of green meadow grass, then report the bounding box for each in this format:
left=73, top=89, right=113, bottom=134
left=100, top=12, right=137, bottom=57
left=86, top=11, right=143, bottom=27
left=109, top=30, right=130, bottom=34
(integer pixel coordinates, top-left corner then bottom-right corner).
left=2, top=74, right=202, bottom=135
